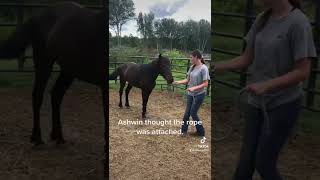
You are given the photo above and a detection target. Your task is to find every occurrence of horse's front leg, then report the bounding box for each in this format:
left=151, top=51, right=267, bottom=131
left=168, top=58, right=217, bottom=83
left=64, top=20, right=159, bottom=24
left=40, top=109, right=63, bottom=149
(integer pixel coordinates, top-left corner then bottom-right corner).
left=141, top=89, right=151, bottom=119
left=31, top=68, right=51, bottom=145
left=50, top=72, right=73, bottom=144
left=125, top=84, right=133, bottom=107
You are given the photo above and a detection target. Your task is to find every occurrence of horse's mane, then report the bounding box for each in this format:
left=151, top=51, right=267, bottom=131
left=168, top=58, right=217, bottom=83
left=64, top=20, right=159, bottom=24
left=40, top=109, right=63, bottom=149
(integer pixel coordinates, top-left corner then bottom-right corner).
left=150, top=55, right=169, bottom=66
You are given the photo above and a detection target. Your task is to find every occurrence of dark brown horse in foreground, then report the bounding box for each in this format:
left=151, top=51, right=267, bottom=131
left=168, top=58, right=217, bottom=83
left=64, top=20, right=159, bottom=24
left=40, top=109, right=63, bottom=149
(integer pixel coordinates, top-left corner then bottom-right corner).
left=109, top=54, right=174, bottom=118
left=0, top=1, right=107, bottom=171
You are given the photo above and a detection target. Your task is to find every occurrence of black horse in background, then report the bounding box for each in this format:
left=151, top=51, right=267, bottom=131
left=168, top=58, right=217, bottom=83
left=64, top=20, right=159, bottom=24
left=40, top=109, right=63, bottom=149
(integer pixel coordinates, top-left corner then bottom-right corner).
left=0, top=1, right=107, bottom=149
left=109, top=54, right=174, bottom=118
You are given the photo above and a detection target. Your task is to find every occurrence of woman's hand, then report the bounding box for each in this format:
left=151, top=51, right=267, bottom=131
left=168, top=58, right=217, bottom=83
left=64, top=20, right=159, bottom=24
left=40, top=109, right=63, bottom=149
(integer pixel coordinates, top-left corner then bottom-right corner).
left=187, top=86, right=197, bottom=92
left=187, top=81, right=208, bottom=92
left=245, top=82, right=271, bottom=96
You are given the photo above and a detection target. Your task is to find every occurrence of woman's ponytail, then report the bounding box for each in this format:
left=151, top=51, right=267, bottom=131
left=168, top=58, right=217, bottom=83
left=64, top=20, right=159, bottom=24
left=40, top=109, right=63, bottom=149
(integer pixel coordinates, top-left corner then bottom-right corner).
left=256, top=0, right=301, bottom=33
left=289, top=0, right=302, bottom=9
left=256, top=9, right=272, bottom=33
left=191, top=49, right=205, bottom=64
left=190, top=49, right=205, bottom=71
left=201, top=58, right=205, bottom=64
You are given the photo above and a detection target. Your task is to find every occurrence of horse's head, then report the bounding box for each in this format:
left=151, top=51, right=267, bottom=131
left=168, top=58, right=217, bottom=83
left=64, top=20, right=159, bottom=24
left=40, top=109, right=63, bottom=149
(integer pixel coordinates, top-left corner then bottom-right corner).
left=157, top=54, right=173, bottom=84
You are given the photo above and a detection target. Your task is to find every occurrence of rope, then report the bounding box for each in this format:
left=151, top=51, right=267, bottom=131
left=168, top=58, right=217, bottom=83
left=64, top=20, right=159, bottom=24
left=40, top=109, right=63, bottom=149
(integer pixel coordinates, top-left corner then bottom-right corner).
left=168, top=84, right=188, bottom=105
left=213, top=88, right=275, bottom=141
left=260, top=95, right=271, bottom=135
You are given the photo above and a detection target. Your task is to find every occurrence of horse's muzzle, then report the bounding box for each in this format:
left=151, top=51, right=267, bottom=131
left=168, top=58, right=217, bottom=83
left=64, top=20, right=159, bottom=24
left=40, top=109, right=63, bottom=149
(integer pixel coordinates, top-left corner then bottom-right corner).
left=167, top=78, right=174, bottom=84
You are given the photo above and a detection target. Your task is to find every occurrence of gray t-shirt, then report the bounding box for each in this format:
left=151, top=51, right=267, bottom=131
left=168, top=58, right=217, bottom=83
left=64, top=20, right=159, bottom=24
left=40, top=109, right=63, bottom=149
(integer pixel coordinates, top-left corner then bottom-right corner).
left=245, top=8, right=317, bottom=109
left=187, top=64, right=211, bottom=96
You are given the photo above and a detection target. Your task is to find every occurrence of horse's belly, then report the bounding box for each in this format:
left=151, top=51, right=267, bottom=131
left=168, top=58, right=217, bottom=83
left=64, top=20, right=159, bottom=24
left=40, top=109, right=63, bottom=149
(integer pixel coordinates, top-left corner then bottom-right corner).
left=127, top=79, right=141, bottom=88
left=57, top=61, right=106, bottom=86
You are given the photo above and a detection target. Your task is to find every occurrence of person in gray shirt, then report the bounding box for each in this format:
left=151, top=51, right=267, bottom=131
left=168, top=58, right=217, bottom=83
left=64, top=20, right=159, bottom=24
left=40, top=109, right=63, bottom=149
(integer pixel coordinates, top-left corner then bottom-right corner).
left=214, top=0, right=317, bottom=179
left=173, top=49, right=210, bottom=138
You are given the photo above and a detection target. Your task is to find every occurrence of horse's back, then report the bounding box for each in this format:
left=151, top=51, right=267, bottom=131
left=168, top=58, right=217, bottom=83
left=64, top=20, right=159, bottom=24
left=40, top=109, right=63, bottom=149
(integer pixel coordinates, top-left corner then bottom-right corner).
left=118, top=62, right=142, bottom=86
left=46, top=5, right=106, bottom=85
left=28, top=2, right=86, bottom=46
left=120, top=62, right=140, bottom=77
left=120, top=62, right=158, bottom=90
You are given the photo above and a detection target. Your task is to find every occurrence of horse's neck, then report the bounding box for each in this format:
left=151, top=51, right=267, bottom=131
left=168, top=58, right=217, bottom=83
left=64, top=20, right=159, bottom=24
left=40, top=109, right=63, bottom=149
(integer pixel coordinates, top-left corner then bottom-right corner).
left=147, top=63, right=160, bottom=81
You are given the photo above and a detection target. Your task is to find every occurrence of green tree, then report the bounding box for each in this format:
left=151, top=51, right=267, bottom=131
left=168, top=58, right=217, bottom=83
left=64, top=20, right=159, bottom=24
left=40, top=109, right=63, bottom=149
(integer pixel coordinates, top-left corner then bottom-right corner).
left=198, top=19, right=211, bottom=52
left=155, top=18, right=179, bottom=50
left=137, top=12, right=145, bottom=39
left=183, top=20, right=198, bottom=51
left=109, top=0, right=135, bottom=47
left=136, top=12, right=155, bottom=47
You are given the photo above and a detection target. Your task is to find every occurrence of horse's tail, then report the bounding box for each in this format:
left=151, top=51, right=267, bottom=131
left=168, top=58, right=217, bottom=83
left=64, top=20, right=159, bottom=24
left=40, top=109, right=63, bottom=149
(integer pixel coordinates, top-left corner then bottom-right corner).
left=109, top=66, right=120, bottom=81
left=0, top=18, right=34, bottom=59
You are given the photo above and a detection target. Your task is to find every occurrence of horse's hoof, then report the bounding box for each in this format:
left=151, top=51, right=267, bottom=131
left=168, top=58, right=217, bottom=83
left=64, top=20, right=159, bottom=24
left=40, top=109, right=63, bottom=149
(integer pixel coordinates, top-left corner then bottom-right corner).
left=32, top=143, right=46, bottom=150
left=30, top=136, right=35, bottom=143
left=118, top=104, right=123, bottom=108
left=30, top=135, right=44, bottom=145
left=50, top=134, right=57, bottom=141
left=56, top=138, right=66, bottom=145
left=125, top=104, right=130, bottom=108
left=50, top=131, right=65, bottom=144
left=31, top=138, right=45, bottom=146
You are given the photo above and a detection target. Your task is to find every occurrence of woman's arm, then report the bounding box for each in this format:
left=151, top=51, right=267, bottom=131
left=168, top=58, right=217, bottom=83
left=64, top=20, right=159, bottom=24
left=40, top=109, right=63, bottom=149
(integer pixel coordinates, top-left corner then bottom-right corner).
left=173, top=78, right=189, bottom=85
left=214, top=47, right=254, bottom=73
left=246, top=58, right=311, bottom=95
left=187, top=80, right=209, bottom=92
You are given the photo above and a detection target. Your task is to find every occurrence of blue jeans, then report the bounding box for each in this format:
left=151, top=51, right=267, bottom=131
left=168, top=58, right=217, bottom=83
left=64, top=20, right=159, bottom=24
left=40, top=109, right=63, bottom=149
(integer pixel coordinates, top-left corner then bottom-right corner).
left=233, top=97, right=302, bottom=180
left=181, top=92, right=205, bottom=136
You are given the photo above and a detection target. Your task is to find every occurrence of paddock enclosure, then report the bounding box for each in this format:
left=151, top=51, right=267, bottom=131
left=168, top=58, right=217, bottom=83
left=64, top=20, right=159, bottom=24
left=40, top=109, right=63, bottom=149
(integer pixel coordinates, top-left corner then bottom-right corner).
left=109, top=88, right=211, bottom=179
left=0, top=1, right=106, bottom=179
left=108, top=54, right=212, bottom=179
left=109, top=55, right=212, bottom=96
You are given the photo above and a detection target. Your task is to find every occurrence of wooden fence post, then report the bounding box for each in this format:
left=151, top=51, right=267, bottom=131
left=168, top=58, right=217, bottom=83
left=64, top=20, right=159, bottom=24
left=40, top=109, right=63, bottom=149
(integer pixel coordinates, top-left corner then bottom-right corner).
left=185, top=58, right=190, bottom=90
left=240, top=0, right=254, bottom=88
left=17, top=0, right=25, bottom=71
left=306, top=1, right=320, bottom=108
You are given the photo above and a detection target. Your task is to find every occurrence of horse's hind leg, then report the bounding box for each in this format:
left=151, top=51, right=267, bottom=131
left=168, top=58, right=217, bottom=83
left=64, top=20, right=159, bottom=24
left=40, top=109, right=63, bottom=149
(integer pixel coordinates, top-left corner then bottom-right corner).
left=118, top=80, right=125, bottom=108
left=31, top=65, right=52, bottom=145
left=50, top=72, right=74, bottom=144
left=125, top=84, right=133, bottom=107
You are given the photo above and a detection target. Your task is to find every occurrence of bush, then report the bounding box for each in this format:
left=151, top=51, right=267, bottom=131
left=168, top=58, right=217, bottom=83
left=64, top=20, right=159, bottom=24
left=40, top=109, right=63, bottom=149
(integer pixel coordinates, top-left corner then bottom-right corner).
left=162, top=49, right=188, bottom=72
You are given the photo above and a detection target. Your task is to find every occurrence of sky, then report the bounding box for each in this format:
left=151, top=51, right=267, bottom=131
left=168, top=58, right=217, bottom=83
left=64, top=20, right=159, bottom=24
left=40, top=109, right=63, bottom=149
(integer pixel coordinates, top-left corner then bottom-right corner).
left=110, top=0, right=211, bottom=37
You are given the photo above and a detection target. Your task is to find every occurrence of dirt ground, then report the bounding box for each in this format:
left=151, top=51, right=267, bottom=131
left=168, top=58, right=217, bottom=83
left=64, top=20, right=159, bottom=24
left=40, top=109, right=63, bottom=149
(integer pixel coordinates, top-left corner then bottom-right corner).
left=213, top=102, right=320, bottom=180
left=109, top=88, right=212, bottom=180
left=0, top=86, right=105, bottom=180
left=2, top=85, right=316, bottom=180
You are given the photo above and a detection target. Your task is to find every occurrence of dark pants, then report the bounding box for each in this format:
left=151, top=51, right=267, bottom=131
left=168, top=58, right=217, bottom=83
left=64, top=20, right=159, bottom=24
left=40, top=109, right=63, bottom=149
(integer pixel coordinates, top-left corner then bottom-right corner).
left=181, top=92, right=205, bottom=136
left=233, top=97, right=302, bottom=180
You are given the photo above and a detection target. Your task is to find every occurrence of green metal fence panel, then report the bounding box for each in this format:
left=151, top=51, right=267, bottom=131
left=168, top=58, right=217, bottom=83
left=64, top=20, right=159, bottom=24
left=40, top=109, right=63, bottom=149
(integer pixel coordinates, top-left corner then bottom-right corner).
left=109, top=56, right=212, bottom=96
